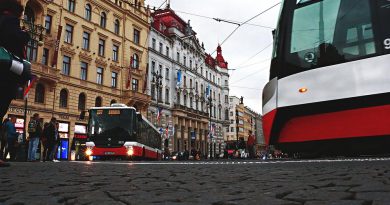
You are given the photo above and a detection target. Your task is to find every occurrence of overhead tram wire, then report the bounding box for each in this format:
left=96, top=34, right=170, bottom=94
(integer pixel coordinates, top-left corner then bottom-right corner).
left=234, top=43, right=273, bottom=70
left=174, top=10, right=275, bottom=29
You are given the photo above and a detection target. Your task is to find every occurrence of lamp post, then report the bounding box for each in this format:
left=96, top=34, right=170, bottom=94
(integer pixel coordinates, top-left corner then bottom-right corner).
left=151, top=70, right=164, bottom=143
left=20, top=19, right=45, bottom=160
left=207, top=95, right=213, bottom=159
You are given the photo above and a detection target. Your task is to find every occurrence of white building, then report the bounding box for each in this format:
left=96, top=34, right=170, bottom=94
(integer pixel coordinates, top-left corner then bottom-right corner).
left=147, top=7, right=230, bottom=157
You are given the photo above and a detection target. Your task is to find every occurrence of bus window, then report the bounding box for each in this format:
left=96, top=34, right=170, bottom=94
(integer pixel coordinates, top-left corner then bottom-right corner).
left=378, top=0, right=390, bottom=54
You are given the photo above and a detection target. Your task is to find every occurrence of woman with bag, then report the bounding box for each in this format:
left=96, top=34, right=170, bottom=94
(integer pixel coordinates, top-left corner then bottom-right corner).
left=0, top=0, right=31, bottom=167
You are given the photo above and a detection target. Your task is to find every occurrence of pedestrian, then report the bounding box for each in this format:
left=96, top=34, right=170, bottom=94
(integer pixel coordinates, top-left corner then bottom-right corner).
left=3, top=117, right=18, bottom=162
left=41, top=122, right=49, bottom=161
left=51, top=121, right=60, bottom=162
left=247, top=130, right=256, bottom=159
left=27, top=113, right=42, bottom=162
left=0, top=0, right=31, bottom=167
left=0, top=118, right=9, bottom=160
left=44, top=118, right=57, bottom=161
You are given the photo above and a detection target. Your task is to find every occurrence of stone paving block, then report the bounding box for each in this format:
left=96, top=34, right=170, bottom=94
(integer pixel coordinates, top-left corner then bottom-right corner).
left=355, top=192, right=390, bottom=201
left=283, top=190, right=353, bottom=202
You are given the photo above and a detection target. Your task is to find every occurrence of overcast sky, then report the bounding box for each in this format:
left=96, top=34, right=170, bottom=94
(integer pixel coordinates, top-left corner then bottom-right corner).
left=145, top=0, right=281, bottom=114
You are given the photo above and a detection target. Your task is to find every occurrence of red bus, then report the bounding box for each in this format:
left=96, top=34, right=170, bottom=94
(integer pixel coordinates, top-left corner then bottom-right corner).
left=85, top=104, right=162, bottom=160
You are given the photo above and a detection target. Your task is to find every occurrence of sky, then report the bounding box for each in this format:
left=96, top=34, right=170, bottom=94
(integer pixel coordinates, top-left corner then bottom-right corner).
left=145, top=0, right=282, bottom=114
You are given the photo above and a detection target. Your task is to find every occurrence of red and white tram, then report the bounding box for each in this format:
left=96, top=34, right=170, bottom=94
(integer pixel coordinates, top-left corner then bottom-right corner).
left=85, top=104, right=162, bottom=160
left=263, top=0, right=390, bottom=155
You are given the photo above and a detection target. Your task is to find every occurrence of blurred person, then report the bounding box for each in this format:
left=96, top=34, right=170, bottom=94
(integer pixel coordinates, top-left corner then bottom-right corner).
left=27, top=113, right=42, bottom=161
left=0, top=118, right=9, bottom=160
left=0, top=0, right=31, bottom=167
left=51, top=122, right=60, bottom=162
left=45, top=118, right=57, bottom=161
left=41, top=122, right=49, bottom=161
left=3, top=117, right=18, bottom=162
left=247, top=130, right=256, bottom=159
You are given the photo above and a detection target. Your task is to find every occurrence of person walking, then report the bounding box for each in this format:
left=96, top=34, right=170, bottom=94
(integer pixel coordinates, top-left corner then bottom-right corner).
left=41, top=122, right=49, bottom=161
left=27, top=113, right=42, bottom=162
left=0, top=118, right=9, bottom=159
left=0, top=0, right=31, bottom=167
left=3, top=117, right=18, bottom=161
left=44, top=118, right=57, bottom=161
left=247, top=130, right=256, bottom=159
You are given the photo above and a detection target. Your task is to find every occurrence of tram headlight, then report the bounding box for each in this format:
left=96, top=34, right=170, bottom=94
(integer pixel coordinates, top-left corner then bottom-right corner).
left=85, top=148, right=93, bottom=156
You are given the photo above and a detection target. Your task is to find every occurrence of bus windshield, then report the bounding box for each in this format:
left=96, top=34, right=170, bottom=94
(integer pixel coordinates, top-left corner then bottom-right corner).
left=89, top=109, right=135, bottom=139
left=284, top=0, right=378, bottom=75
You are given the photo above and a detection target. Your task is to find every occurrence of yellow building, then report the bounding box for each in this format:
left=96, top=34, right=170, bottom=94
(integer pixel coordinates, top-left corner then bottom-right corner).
left=5, top=0, right=150, bottom=160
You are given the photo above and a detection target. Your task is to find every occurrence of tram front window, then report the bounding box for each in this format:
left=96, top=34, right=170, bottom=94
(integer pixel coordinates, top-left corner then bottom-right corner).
left=284, top=0, right=378, bottom=76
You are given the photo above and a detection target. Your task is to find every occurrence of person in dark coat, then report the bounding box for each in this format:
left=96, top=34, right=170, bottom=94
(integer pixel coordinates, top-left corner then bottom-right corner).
left=44, top=117, right=57, bottom=161
left=0, top=0, right=30, bottom=167
left=0, top=0, right=30, bottom=118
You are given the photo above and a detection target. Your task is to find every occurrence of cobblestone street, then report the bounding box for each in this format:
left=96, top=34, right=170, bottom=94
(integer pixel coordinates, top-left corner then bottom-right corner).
left=1, top=158, right=390, bottom=205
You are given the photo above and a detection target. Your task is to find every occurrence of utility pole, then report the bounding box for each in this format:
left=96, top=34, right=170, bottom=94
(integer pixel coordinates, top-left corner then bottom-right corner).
left=208, top=96, right=213, bottom=159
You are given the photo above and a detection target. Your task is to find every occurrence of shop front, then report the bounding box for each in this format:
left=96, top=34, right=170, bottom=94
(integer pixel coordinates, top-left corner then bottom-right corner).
left=57, top=122, right=70, bottom=160
left=71, top=124, right=88, bottom=161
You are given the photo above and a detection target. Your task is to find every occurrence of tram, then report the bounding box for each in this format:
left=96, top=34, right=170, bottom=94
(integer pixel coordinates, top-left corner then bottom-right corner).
left=262, top=0, right=390, bottom=155
left=85, top=104, right=162, bottom=160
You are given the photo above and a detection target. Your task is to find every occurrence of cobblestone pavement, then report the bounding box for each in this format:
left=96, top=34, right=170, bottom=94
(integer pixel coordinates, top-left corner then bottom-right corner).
left=1, top=158, right=390, bottom=205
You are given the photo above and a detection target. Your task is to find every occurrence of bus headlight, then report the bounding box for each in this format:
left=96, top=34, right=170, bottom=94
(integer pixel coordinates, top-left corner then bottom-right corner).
left=127, top=149, right=134, bottom=156
left=85, top=148, right=93, bottom=156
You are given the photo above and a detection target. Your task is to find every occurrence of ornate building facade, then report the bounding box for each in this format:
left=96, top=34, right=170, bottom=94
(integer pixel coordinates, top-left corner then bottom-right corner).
left=5, top=0, right=150, bottom=160
left=147, top=7, right=230, bottom=157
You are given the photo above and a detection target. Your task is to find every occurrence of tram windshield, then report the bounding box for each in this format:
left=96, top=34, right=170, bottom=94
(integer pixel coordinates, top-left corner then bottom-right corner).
left=88, top=109, right=136, bottom=138
left=284, top=0, right=379, bottom=74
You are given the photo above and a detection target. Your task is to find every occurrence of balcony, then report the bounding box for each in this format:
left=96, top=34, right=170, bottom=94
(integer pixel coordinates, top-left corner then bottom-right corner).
left=124, top=90, right=151, bottom=102
left=32, top=64, right=60, bottom=84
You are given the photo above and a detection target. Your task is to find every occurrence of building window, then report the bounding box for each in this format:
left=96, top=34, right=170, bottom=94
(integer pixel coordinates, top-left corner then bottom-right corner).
left=111, top=72, right=118, bottom=88
left=132, top=53, right=139, bottom=69
left=195, top=100, right=198, bottom=110
left=183, top=95, right=187, bottom=106
left=133, top=29, right=140, bottom=44
left=68, top=0, right=75, bottom=12
left=44, top=15, right=52, bottom=34
left=151, top=84, right=155, bottom=100
left=80, top=62, right=88, bottom=80
left=112, top=44, right=119, bottom=62
left=225, top=95, right=229, bottom=103
left=97, top=67, right=103, bottom=85
left=183, top=76, right=187, bottom=87
left=151, top=61, right=155, bottom=73
left=114, top=19, right=120, bottom=35
left=190, top=60, right=192, bottom=69
left=41, top=48, right=49, bottom=65
left=62, top=56, right=71, bottom=75
left=59, top=89, right=68, bottom=108
left=166, top=46, right=169, bottom=57
left=176, top=52, right=180, bottom=62
left=100, top=12, right=107, bottom=28
left=159, top=42, right=163, bottom=53
left=26, top=40, right=38, bottom=62
left=82, top=32, right=90, bottom=50
left=176, top=92, right=180, bottom=104
left=110, top=99, right=117, bottom=105
left=78, top=93, right=86, bottom=111
left=165, top=68, right=169, bottom=79
left=15, top=86, right=24, bottom=100
left=95, top=97, right=102, bottom=107
left=158, top=87, right=162, bottom=102
left=132, top=79, right=139, bottom=91
left=34, top=83, right=45, bottom=103
left=165, top=88, right=169, bottom=104
left=190, top=97, right=193, bottom=108
left=183, top=56, right=186, bottom=66
left=231, top=127, right=234, bottom=132
left=85, top=4, right=91, bottom=21
left=152, top=38, right=156, bottom=50
left=98, top=39, right=105, bottom=56
left=65, top=24, right=73, bottom=43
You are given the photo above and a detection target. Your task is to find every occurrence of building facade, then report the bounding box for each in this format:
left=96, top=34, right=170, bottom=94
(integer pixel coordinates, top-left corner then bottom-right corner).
left=226, top=96, right=263, bottom=147
left=5, top=0, right=150, bottom=160
left=147, top=7, right=230, bottom=157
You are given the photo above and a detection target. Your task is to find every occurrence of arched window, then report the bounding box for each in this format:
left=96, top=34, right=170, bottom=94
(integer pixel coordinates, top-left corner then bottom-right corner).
left=110, top=99, right=117, bottom=105
left=59, top=89, right=68, bottom=108
left=85, top=4, right=92, bottom=21
left=34, top=83, right=45, bottom=103
left=132, top=53, right=139, bottom=69
left=95, top=96, right=102, bottom=107
left=100, top=12, right=107, bottom=28
left=114, top=19, right=120, bottom=35
left=78, top=93, right=86, bottom=111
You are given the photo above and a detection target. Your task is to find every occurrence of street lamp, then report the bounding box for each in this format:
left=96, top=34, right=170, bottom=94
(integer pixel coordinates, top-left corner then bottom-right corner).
left=207, top=95, right=213, bottom=159
left=151, top=70, right=164, bottom=144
